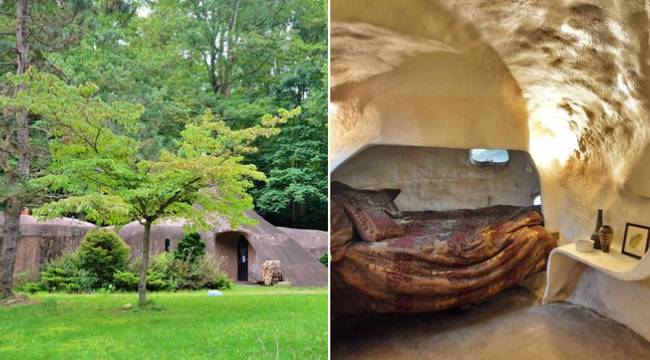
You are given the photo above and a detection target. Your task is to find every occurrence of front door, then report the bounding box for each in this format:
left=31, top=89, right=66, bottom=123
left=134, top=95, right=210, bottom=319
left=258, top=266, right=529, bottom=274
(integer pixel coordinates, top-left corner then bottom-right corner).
left=237, top=237, right=248, bottom=281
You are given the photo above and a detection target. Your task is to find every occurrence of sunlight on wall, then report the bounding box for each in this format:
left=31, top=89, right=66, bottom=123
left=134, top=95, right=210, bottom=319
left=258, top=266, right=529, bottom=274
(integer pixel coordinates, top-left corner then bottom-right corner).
left=329, top=102, right=339, bottom=123
left=559, top=23, right=592, bottom=47
left=529, top=105, right=579, bottom=169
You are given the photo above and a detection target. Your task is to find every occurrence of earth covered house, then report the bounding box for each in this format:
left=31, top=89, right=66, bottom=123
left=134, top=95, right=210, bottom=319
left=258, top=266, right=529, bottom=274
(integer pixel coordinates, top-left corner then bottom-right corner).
left=1, top=210, right=327, bottom=287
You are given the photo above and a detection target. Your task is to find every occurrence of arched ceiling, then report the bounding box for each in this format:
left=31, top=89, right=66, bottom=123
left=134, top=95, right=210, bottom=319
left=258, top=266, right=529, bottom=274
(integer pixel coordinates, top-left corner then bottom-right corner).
left=331, top=0, right=650, bottom=174
left=331, top=0, right=650, bottom=240
left=330, top=0, right=530, bottom=170
left=445, top=0, right=650, bottom=183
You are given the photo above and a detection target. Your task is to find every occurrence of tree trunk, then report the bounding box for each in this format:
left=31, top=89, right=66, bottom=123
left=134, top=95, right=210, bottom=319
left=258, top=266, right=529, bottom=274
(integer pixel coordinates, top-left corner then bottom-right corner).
left=138, top=221, right=151, bottom=306
left=0, top=0, right=30, bottom=300
left=0, top=196, right=22, bottom=299
left=221, top=0, right=241, bottom=98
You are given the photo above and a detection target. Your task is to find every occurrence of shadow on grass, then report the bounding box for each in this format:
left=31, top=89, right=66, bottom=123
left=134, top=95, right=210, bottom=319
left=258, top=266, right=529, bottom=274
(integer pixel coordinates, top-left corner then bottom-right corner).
left=0, top=293, right=37, bottom=307
left=118, top=299, right=165, bottom=312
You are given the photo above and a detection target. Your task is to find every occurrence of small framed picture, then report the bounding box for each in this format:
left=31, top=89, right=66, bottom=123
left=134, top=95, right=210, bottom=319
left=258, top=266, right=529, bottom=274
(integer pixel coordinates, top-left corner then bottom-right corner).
left=622, top=223, right=650, bottom=259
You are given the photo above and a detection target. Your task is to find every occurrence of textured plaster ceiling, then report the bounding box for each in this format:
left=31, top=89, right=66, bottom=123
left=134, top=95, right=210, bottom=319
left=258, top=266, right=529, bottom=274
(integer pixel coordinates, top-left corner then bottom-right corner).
left=446, top=0, right=650, bottom=176
left=331, top=0, right=650, bottom=241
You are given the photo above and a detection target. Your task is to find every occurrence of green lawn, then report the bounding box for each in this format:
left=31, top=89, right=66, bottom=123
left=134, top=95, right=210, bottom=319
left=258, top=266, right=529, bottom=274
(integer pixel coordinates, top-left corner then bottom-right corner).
left=0, top=285, right=328, bottom=359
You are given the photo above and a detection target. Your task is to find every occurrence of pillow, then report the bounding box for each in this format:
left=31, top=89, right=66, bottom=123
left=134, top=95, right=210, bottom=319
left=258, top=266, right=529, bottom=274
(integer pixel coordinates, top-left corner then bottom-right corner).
left=332, top=181, right=403, bottom=217
left=339, top=186, right=406, bottom=242
left=330, top=197, right=355, bottom=262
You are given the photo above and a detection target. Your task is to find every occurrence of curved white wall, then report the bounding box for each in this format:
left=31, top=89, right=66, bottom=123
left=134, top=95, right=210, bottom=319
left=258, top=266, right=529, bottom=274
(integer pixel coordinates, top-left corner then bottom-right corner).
left=330, top=1, right=530, bottom=170
left=332, top=146, right=540, bottom=211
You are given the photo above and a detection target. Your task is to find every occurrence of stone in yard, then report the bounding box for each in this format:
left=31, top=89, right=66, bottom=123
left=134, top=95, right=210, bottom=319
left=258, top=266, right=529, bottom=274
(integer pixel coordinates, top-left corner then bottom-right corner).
left=122, top=303, right=132, bottom=311
left=207, top=290, right=223, bottom=297
left=277, top=281, right=292, bottom=287
left=262, top=260, right=283, bottom=286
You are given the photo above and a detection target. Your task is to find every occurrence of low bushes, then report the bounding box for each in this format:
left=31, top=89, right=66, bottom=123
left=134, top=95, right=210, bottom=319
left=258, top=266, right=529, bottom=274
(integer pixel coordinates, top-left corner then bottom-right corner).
left=39, top=253, right=98, bottom=293
left=114, top=252, right=232, bottom=292
left=35, top=230, right=130, bottom=292
left=25, top=230, right=232, bottom=293
left=112, top=270, right=139, bottom=291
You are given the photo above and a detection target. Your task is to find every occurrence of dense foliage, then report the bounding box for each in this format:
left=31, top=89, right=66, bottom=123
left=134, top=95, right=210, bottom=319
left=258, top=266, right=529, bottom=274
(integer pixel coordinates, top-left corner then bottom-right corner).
left=3, top=71, right=297, bottom=304
left=174, top=232, right=206, bottom=263
left=37, top=229, right=131, bottom=293
left=0, top=0, right=326, bottom=300
left=46, top=0, right=328, bottom=229
left=77, top=230, right=130, bottom=287
left=119, top=252, right=232, bottom=292
left=2, top=71, right=298, bottom=231
left=24, top=234, right=231, bottom=293
left=38, top=253, right=98, bottom=293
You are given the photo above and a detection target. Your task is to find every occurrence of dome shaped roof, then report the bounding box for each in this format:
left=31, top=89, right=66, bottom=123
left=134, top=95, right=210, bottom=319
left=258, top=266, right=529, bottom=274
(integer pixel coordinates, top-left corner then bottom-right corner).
left=0, top=213, right=94, bottom=227
left=0, top=213, right=37, bottom=225
left=117, top=219, right=188, bottom=242
left=40, top=217, right=95, bottom=227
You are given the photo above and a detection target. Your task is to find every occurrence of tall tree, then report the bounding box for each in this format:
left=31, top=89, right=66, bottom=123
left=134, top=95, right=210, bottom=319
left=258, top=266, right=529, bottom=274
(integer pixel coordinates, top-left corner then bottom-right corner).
left=3, top=72, right=299, bottom=305
left=0, top=0, right=30, bottom=299
left=49, top=0, right=328, bottom=230
left=250, top=0, right=328, bottom=229
left=0, top=0, right=98, bottom=298
left=178, top=0, right=290, bottom=97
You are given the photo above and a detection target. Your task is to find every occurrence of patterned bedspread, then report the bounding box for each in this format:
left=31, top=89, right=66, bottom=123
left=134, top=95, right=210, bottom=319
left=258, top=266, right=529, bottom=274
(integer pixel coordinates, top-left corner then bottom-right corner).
left=332, top=205, right=557, bottom=315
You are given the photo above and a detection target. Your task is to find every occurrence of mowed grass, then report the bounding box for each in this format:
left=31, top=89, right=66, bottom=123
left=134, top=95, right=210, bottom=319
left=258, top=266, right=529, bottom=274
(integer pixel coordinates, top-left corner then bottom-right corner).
left=0, top=285, right=327, bottom=359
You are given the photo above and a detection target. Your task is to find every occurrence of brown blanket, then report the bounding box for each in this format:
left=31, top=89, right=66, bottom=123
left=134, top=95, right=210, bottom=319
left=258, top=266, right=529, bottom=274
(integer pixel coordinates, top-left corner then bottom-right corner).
left=332, top=205, right=557, bottom=315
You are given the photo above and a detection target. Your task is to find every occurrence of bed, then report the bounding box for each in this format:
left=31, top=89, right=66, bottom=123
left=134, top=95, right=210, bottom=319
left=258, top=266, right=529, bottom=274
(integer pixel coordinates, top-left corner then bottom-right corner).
left=331, top=182, right=557, bottom=315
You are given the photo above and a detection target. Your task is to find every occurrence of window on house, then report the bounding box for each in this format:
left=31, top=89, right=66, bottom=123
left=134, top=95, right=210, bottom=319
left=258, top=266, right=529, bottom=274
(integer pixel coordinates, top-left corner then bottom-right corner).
left=469, top=149, right=509, bottom=166
left=164, top=238, right=171, bottom=252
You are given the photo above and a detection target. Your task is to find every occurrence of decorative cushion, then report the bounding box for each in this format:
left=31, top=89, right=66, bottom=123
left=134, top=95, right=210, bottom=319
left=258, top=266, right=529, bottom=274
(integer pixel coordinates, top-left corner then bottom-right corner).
left=330, top=197, right=355, bottom=262
left=332, top=181, right=403, bottom=215
left=338, top=185, right=406, bottom=242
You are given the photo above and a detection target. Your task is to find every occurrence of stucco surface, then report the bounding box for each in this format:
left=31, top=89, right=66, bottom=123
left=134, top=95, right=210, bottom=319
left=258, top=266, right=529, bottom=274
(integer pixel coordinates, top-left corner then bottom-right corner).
left=0, top=214, right=95, bottom=278
left=331, top=0, right=650, bottom=340
left=118, top=211, right=327, bottom=287
left=332, top=146, right=540, bottom=211
left=1, top=211, right=326, bottom=287
left=277, top=227, right=328, bottom=259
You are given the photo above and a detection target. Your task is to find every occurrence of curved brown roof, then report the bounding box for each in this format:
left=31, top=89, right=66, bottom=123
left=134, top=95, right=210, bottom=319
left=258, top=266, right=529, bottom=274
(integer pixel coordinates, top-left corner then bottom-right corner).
left=117, top=219, right=187, bottom=243
left=217, top=211, right=327, bottom=287
left=278, top=227, right=328, bottom=259
left=117, top=211, right=327, bottom=287
left=0, top=213, right=37, bottom=225
left=0, top=213, right=95, bottom=237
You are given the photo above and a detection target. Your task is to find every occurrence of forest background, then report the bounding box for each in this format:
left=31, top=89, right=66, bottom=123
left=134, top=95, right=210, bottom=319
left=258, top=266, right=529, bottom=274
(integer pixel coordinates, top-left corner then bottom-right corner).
left=0, top=0, right=328, bottom=230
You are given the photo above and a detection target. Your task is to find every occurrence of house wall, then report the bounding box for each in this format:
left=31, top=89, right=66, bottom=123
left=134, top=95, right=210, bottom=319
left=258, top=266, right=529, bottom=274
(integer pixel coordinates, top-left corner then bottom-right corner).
left=6, top=225, right=92, bottom=280
left=119, top=225, right=186, bottom=259
left=13, top=236, right=86, bottom=279
left=332, top=146, right=540, bottom=211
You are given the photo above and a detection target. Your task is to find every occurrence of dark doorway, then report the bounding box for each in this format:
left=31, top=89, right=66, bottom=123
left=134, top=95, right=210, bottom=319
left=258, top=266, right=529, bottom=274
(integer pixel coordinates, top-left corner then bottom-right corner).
left=164, top=238, right=170, bottom=252
left=237, top=236, right=248, bottom=281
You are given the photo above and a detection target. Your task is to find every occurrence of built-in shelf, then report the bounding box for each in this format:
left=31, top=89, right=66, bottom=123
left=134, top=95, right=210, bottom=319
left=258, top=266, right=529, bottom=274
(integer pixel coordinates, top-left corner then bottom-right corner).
left=543, top=242, right=650, bottom=304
